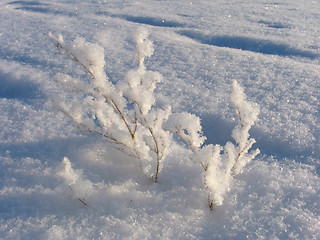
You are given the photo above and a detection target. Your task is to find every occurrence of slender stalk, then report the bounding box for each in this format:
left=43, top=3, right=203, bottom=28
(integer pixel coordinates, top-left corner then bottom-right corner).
left=148, top=127, right=161, bottom=182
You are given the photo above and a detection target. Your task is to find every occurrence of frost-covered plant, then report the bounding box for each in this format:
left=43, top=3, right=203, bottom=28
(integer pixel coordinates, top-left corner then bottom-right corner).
left=58, top=157, right=93, bottom=206
left=49, top=28, right=171, bottom=182
left=164, top=80, right=259, bottom=209
left=193, top=80, right=260, bottom=209
left=49, top=28, right=260, bottom=209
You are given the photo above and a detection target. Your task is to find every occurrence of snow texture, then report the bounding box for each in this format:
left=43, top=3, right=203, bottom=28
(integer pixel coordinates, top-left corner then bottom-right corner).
left=0, top=0, right=319, bottom=239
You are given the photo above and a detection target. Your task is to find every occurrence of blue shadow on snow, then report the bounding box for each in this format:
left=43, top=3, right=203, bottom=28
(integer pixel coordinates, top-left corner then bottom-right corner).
left=97, top=11, right=185, bottom=28
left=258, top=20, right=292, bottom=29
left=178, top=30, right=319, bottom=59
left=8, top=1, right=47, bottom=6
left=0, top=70, right=45, bottom=102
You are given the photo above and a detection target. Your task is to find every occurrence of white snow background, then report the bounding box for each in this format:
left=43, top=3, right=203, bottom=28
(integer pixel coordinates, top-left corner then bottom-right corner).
left=0, top=0, right=319, bottom=239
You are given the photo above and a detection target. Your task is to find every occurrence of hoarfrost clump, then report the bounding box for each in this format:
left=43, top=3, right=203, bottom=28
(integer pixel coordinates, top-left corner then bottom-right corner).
left=57, top=157, right=94, bottom=206
left=49, top=28, right=259, bottom=208
left=164, top=112, right=206, bottom=153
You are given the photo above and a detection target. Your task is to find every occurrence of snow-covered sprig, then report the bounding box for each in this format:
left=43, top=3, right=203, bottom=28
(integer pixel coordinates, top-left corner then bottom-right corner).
left=133, top=27, right=154, bottom=71
left=57, top=157, right=93, bottom=206
left=164, top=112, right=206, bottom=153
left=118, top=27, right=172, bottom=181
left=194, top=80, right=260, bottom=209
left=50, top=28, right=172, bottom=182
left=230, top=80, right=260, bottom=175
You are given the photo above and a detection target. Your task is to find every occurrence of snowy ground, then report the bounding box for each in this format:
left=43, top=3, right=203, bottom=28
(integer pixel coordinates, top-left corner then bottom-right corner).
left=0, top=0, right=319, bottom=239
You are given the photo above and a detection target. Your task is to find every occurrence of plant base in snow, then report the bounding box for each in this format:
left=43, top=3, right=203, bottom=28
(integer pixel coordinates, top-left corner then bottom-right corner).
left=58, top=157, right=93, bottom=207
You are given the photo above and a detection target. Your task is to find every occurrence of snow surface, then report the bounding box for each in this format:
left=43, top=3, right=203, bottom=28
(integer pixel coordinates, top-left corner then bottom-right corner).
left=0, top=0, right=319, bottom=239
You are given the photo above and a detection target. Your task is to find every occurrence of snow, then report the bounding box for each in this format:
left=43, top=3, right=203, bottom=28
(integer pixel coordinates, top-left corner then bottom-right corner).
left=0, top=0, right=319, bottom=239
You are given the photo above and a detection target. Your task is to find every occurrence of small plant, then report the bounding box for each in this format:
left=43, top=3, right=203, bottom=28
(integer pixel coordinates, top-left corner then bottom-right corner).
left=195, top=80, right=260, bottom=209
left=164, top=80, right=260, bottom=209
left=58, top=157, right=93, bottom=206
left=49, top=28, right=259, bottom=208
left=49, top=28, right=172, bottom=182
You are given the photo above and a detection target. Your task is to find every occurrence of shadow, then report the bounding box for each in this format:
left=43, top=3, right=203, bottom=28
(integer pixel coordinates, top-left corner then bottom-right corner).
left=97, top=11, right=185, bottom=28
left=0, top=70, right=44, bottom=101
left=252, top=127, right=319, bottom=166
left=200, top=114, right=318, bottom=166
left=0, top=137, right=86, bottom=162
left=121, top=15, right=185, bottom=28
left=258, top=20, right=292, bottom=29
left=14, top=6, right=66, bottom=15
left=0, top=136, right=101, bottom=219
left=15, top=6, right=49, bottom=13
left=8, top=1, right=47, bottom=6
left=0, top=46, right=65, bottom=74
left=178, top=30, right=319, bottom=59
left=0, top=134, right=145, bottom=184
left=201, top=114, right=235, bottom=146
left=8, top=1, right=73, bottom=16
